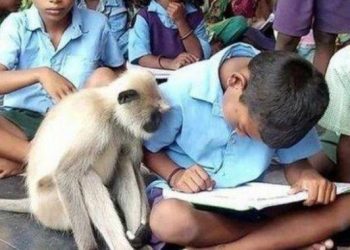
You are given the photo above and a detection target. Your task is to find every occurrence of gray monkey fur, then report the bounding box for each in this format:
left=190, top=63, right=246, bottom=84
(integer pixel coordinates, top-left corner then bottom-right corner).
left=0, top=70, right=169, bottom=250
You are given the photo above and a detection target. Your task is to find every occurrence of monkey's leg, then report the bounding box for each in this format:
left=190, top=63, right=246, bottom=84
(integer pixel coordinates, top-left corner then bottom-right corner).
left=80, top=169, right=133, bottom=250
left=112, top=158, right=151, bottom=247
left=135, top=165, right=150, bottom=225
left=55, top=170, right=98, bottom=250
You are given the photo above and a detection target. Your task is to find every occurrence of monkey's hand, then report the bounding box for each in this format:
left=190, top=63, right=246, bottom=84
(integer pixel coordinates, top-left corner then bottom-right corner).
left=39, top=67, right=77, bottom=103
left=170, top=165, right=215, bottom=193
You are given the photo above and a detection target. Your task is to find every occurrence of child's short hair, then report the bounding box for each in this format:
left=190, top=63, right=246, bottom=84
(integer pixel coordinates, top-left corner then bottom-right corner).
left=241, top=51, right=329, bottom=148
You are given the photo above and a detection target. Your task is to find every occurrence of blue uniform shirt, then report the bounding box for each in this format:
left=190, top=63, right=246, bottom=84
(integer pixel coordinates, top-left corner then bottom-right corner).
left=128, top=0, right=211, bottom=63
left=144, top=43, right=322, bottom=189
left=0, top=5, right=124, bottom=113
left=76, top=0, right=128, bottom=57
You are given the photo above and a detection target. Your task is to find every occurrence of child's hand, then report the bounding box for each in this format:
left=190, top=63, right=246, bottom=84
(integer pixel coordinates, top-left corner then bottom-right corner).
left=167, top=2, right=186, bottom=24
left=39, top=67, right=77, bottom=103
left=289, top=169, right=337, bottom=206
left=170, top=165, right=215, bottom=193
left=170, top=53, right=198, bottom=70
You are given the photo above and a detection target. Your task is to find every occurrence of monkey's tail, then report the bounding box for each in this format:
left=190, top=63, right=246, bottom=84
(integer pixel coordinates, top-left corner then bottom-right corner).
left=0, top=198, right=31, bottom=213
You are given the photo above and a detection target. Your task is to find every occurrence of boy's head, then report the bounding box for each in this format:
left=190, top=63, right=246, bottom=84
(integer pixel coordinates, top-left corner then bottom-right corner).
left=223, top=51, right=329, bottom=148
left=0, top=0, right=21, bottom=12
left=33, top=0, right=74, bottom=23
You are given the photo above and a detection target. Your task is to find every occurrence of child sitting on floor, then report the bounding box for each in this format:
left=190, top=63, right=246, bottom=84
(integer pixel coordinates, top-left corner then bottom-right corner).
left=129, top=0, right=211, bottom=70
left=0, top=0, right=124, bottom=178
left=143, top=43, right=349, bottom=249
left=76, top=0, right=129, bottom=58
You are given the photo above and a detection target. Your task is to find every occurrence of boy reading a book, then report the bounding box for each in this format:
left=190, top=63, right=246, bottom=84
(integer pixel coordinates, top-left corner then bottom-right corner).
left=143, top=43, right=350, bottom=249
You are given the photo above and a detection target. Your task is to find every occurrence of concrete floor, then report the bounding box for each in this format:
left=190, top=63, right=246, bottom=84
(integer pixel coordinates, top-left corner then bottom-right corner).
left=0, top=172, right=349, bottom=249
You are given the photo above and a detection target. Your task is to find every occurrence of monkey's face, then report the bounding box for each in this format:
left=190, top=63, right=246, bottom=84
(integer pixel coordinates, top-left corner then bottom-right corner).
left=115, top=70, right=169, bottom=139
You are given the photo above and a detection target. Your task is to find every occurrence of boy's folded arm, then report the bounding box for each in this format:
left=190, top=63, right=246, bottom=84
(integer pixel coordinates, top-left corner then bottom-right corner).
left=0, top=65, right=46, bottom=94
left=284, top=159, right=337, bottom=206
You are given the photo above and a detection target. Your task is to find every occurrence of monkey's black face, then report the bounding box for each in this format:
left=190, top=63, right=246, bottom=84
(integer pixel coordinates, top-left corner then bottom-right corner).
left=143, top=110, right=162, bottom=133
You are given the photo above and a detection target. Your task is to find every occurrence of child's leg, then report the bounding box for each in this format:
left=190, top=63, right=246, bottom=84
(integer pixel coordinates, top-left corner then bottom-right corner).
left=0, top=116, right=29, bottom=178
left=151, top=196, right=350, bottom=249
left=312, top=30, right=337, bottom=75
left=275, top=32, right=301, bottom=52
left=336, top=134, right=350, bottom=182
left=85, top=67, right=124, bottom=88
left=150, top=199, right=259, bottom=247
left=206, top=195, right=350, bottom=250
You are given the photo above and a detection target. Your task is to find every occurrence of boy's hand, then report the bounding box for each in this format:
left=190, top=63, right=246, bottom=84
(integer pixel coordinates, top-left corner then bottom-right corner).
left=170, top=165, right=215, bottom=193
left=39, top=67, right=77, bottom=103
left=289, top=169, right=337, bottom=206
left=167, top=2, right=186, bottom=24
left=170, top=53, right=198, bottom=70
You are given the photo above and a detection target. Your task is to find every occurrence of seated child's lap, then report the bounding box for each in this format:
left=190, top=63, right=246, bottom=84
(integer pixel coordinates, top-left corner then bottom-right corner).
left=0, top=108, right=44, bottom=140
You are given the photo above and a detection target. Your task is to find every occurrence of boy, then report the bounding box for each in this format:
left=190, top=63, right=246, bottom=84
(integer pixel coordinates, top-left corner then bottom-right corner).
left=273, top=0, right=350, bottom=75
left=143, top=43, right=350, bottom=249
left=0, top=0, right=124, bottom=178
left=76, top=0, right=129, bottom=58
left=311, top=45, right=350, bottom=183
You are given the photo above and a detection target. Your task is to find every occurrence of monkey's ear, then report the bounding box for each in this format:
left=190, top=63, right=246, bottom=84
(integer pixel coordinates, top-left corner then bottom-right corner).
left=118, top=89, right=139, bottom=104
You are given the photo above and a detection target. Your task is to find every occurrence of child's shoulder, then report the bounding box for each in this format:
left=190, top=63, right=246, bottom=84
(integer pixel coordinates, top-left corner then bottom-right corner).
left=160, top=61, right=209, bottom=101
left=76, top=7, right=108, bottom=24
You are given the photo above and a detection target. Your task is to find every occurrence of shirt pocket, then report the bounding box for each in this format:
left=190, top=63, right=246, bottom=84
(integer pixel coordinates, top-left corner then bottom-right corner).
left=61, top=55, right=98, bottom=89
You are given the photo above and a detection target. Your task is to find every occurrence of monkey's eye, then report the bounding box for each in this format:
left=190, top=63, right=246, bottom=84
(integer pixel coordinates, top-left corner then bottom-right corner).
left=118, top=89, right=139, bottom=104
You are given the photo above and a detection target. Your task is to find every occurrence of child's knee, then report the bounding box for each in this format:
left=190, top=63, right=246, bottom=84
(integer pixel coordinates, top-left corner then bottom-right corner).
left=150, top=199, right=199, bottom=244
left=85, top=67, right=118, bottom=88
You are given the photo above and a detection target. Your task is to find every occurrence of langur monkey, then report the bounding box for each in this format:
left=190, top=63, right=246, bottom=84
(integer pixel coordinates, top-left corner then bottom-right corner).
left=0, top=70, right=169, bottom=250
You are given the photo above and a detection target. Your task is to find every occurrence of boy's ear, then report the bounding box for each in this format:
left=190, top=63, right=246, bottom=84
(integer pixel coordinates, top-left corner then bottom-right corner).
left=118, top=89, right=139, bottom=104
left=227, top=72, right=248, bottom=90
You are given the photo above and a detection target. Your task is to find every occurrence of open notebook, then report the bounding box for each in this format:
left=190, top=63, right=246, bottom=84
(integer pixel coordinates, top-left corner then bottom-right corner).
left=162, top=182, right=350, bottom=211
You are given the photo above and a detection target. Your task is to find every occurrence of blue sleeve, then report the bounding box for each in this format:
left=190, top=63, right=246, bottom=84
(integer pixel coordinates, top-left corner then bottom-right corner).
left=276, top=128, right=322, bottom=164
left=0, top=14, right=21, bottom=70
left=128, top=15, right=151, bottom=64
left=143, top=82, right=183, bottom=152
left=194, top=20, right=211, bottom=59
left=100, top=21, right=125, bottom=67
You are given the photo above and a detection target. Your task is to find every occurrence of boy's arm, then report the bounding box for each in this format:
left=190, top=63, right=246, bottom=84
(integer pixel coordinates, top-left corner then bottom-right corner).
left=0, top=65, right=76, bottom=102
left=143, top=148, right=215, bottom=193
left=284, top=159, right=336, bottom=206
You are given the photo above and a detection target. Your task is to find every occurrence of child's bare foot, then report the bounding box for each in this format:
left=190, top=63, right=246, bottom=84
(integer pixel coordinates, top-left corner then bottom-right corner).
left=0, top=158, right=24, bottom=178
left=301, top=239, right=334, bottom=250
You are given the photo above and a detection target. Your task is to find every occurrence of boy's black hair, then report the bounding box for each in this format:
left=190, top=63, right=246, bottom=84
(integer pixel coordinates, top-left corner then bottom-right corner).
left=240, top=51, right=329, bottom=149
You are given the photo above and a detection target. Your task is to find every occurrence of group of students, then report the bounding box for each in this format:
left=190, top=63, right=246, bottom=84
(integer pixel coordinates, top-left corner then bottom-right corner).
left=1, top=0, right=350, bottom=249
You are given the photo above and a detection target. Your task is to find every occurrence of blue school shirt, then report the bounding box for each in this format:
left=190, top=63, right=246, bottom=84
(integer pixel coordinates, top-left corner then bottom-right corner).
left=76, top=0, right=128, bottom=57
left=144, top=43, right=322, bottom=189
left=0, top=5, right=124, bottom=114
left=128, top=0, right=211, bottom=63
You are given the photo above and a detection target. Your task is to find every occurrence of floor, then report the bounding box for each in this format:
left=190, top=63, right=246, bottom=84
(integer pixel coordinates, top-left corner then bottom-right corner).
left=0, top=172, right=349, bottom=249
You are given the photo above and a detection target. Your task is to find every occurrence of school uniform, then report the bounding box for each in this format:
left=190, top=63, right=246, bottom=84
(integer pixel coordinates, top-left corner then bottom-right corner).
left=76, top=0, right=128, bottom=57
left=128, top=0, right=211, bottom=64
left=0, top=5, right=124, bottom=139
